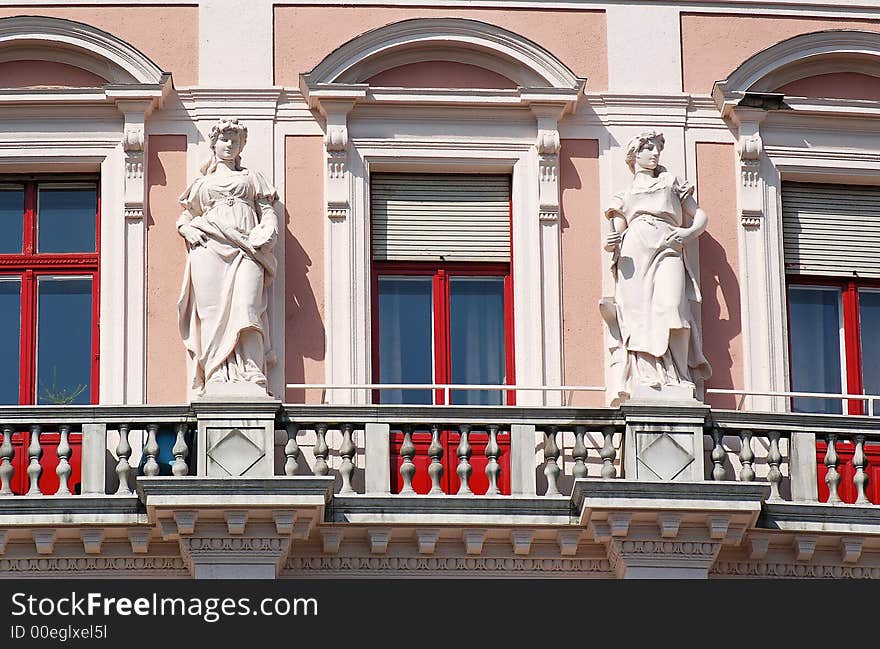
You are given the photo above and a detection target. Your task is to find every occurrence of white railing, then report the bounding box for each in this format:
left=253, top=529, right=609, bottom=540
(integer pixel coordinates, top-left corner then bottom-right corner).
left=286, top=383, right=880, bottom=414
left=705, top=388, right=880, bottom=416
left=284, top=383, right=605, bottom=406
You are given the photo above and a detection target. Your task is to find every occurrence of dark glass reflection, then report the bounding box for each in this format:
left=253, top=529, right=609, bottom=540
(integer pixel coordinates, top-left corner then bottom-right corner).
left=450, top=277, right=505, bottom=405
left=0, top=188, right=23, bottom=254
left=36, top=277, right=92, bottom=405
left=38, top=187, right=97, bottom=253
left=378, top=277, right=433, bottom=404
left=860, top=290, right=880, bottom=415
left=789, top=286, right=843, bottom=414
left=0, top=279, right=20, bottom=404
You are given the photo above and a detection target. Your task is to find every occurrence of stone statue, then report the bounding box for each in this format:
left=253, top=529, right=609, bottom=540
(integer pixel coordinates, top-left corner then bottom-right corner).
left=177, top=118, right=278, bottom=397
left=601, top=130, right=711, bottom=404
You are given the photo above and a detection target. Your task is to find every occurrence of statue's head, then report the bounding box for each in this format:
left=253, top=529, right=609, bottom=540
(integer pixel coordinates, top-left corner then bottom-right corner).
left=624, top=130, right=665, bottom=175
left=201, top=118, right=248, bottom=174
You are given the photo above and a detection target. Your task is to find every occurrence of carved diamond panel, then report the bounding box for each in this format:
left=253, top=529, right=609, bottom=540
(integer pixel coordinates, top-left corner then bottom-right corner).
left=207, top=428, right=265, bottom=477
left=637, top=432, right=694, bottom=481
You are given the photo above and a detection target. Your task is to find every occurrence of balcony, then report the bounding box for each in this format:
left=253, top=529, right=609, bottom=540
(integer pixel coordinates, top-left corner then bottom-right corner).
left=1, top=396, right=879, bottom=578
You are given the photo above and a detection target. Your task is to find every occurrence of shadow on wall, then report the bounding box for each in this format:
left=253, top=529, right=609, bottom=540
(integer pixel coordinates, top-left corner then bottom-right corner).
left=283, top=204, right=325, bottom=404
left=557, top=149, right=583, bottom=234
left=700, top=233, right=742, bottom=410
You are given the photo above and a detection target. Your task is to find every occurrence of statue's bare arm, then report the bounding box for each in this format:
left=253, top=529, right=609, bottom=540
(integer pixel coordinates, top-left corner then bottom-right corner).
left=177, top=209, right=207, bottom=247
left=249, top=197, right=279, bottom=249
left=604, top=214, right=627, bottom=252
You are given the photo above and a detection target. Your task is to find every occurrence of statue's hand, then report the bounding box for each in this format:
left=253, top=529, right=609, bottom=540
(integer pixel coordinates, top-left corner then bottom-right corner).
left=179, top=224, right=208, bottom=248
left=664, top=227, right=689, bottom=249
left=249, top=223, right=274, bottom=249
left=604, top=231, right=622, bottom=252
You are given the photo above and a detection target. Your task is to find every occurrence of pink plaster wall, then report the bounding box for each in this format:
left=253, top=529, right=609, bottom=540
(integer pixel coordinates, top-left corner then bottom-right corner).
left=146, top=135, right=188, bottom=405
left=681, top=13, right=880, bottom=93
left=274, top=6, right=607, bottom=90
left=776, top=72, right=880, bottom=100
left=365, top=60, right=517, bottom=89
left=0, top=7, right=198, bottom=86
left=0, top=60, right=107, bottom=87
left=560, top=139, right=604, bottom=407
left=285, top=136, right=326, bottom=405
left=696, top=142, right=743, bottom=409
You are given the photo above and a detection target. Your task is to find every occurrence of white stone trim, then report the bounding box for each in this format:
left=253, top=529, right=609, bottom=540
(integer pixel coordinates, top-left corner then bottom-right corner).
left=302, top=18, right=585, bottom=90
left=319, top=137, right=562, bottom=406
left=716, top=30, right=880, bottom=411
left=0, top=16, right=166, bottom=84
left=714, top=30, right=880, bottom=114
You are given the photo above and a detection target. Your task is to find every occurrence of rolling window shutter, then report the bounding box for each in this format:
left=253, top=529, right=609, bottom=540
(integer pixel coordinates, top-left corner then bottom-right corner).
left=782, top=182, right=880, bottom=278
left=371, top=174, right=511, bottom=262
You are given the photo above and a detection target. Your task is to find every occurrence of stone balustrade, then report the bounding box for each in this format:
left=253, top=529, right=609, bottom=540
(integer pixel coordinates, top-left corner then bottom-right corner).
left=0, top=403, right=879, bottom=506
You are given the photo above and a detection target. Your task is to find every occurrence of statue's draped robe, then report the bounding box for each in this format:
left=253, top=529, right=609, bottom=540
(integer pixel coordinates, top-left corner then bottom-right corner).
left=176, top=168, right=278, bottom=393
left=605, top=171, right=711, bottom=401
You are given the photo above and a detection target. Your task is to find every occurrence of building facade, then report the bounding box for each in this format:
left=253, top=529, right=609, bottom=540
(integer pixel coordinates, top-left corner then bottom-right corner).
left=1, top=0, right=880, bottom=578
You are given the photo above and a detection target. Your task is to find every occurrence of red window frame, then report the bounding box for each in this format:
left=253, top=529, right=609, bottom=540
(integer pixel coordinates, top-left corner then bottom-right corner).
left=0, top=178, right=100, bottom=405
left=786, top=277, right=880, bottom=415
left=370, top=261, right=516, bottom=405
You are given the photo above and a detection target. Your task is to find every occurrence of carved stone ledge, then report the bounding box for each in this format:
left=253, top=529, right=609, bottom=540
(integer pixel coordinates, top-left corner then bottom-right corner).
left=711, top=560, right=880, bottom=579
left=608, top=538, right=722, bottom=579
left=0, top=556, right=188, bottom=578
left=283, top=555, right=613, bottom=578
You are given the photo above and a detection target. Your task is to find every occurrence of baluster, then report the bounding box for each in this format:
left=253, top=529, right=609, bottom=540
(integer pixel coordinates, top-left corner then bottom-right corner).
left=767, top=431, right=783, bottom=502
left=339, top=424, right=355, bottom=495
left=313, top=424, right=329, bottom=477
left=824, top=433, right=841, bottom=504
left=427, top=424, right=444, bottom=495
left=143, top=424, right=160, bottom=477
left=0, top=425, right=14, bottom=496
left=284, top=423, right=301, bottom=477
left=600, top=426, right=617, bottom=479
left=853, top=434, right=869, bottom=505
left=26, top=424, right=42, bottom=496
left=456, top=424, right=473, bottom=495
left=543, top=426, right=561, bottom=496
left=572, top=426, right=588, bottom=480
left=54, top=424, right=72, bottom=496
left=115, top=423, right=133, bottom=494
left=399, top=425, right=416, bottom=495
left=171, top=423, right=189, bottom=477
left=739, top=430, right=755, bottom=482
left=711, top=427, right=726, bottom=481
left=485, top=424, right=501, bottom=496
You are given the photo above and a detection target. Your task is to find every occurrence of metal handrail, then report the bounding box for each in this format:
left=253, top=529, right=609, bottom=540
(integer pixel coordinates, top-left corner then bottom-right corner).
left=286, top=382, right=880, bottom=415
left=284, top=383, right=605, bottom=406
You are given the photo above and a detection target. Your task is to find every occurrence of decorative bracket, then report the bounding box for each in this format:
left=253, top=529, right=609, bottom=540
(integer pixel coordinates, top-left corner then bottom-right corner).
left=731, top=105, right=769, bottom=230
left=320, top=99, right=357, bottom=223
left=115, top=100, right=153, bottom=222
left=531, top=103, right=564, bottom=224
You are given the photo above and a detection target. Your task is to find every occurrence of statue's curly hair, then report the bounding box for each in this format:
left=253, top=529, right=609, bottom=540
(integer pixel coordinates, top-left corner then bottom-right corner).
left=200, top=118, right=248, bottom=175
left=624, top=130, right=665, bottom=174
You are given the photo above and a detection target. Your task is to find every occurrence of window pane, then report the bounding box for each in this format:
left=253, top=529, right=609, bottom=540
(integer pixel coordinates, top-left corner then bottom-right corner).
left=37, top=187, right=97, bottom=253
left=378, top=277, right=433, bottom=404
left=789, top=286, right=843, bottom=414
left=450, top=277, right=505, bottom=405
left=36, top=277, right=92, bottom=405
left=860, top=289, right=880, bottom=415
left=0, top=279, right=20, bottom=404
left=0, top=188, right=23, bottom=254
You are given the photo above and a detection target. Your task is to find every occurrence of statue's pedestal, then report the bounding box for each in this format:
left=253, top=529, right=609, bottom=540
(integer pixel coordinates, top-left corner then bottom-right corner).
left=621, top=396, right=709, bottom=482
left=193, top=387, right=280, bottom=478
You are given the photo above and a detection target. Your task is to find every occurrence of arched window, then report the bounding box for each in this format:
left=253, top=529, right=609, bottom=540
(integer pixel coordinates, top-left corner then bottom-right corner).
left=714, top=30, right=880, bottom=414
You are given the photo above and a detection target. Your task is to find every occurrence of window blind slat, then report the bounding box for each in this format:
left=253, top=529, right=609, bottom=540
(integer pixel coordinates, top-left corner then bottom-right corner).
left=371, top=174, right=511, bottom=262
left=782, top=182, right=880, bottom=278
